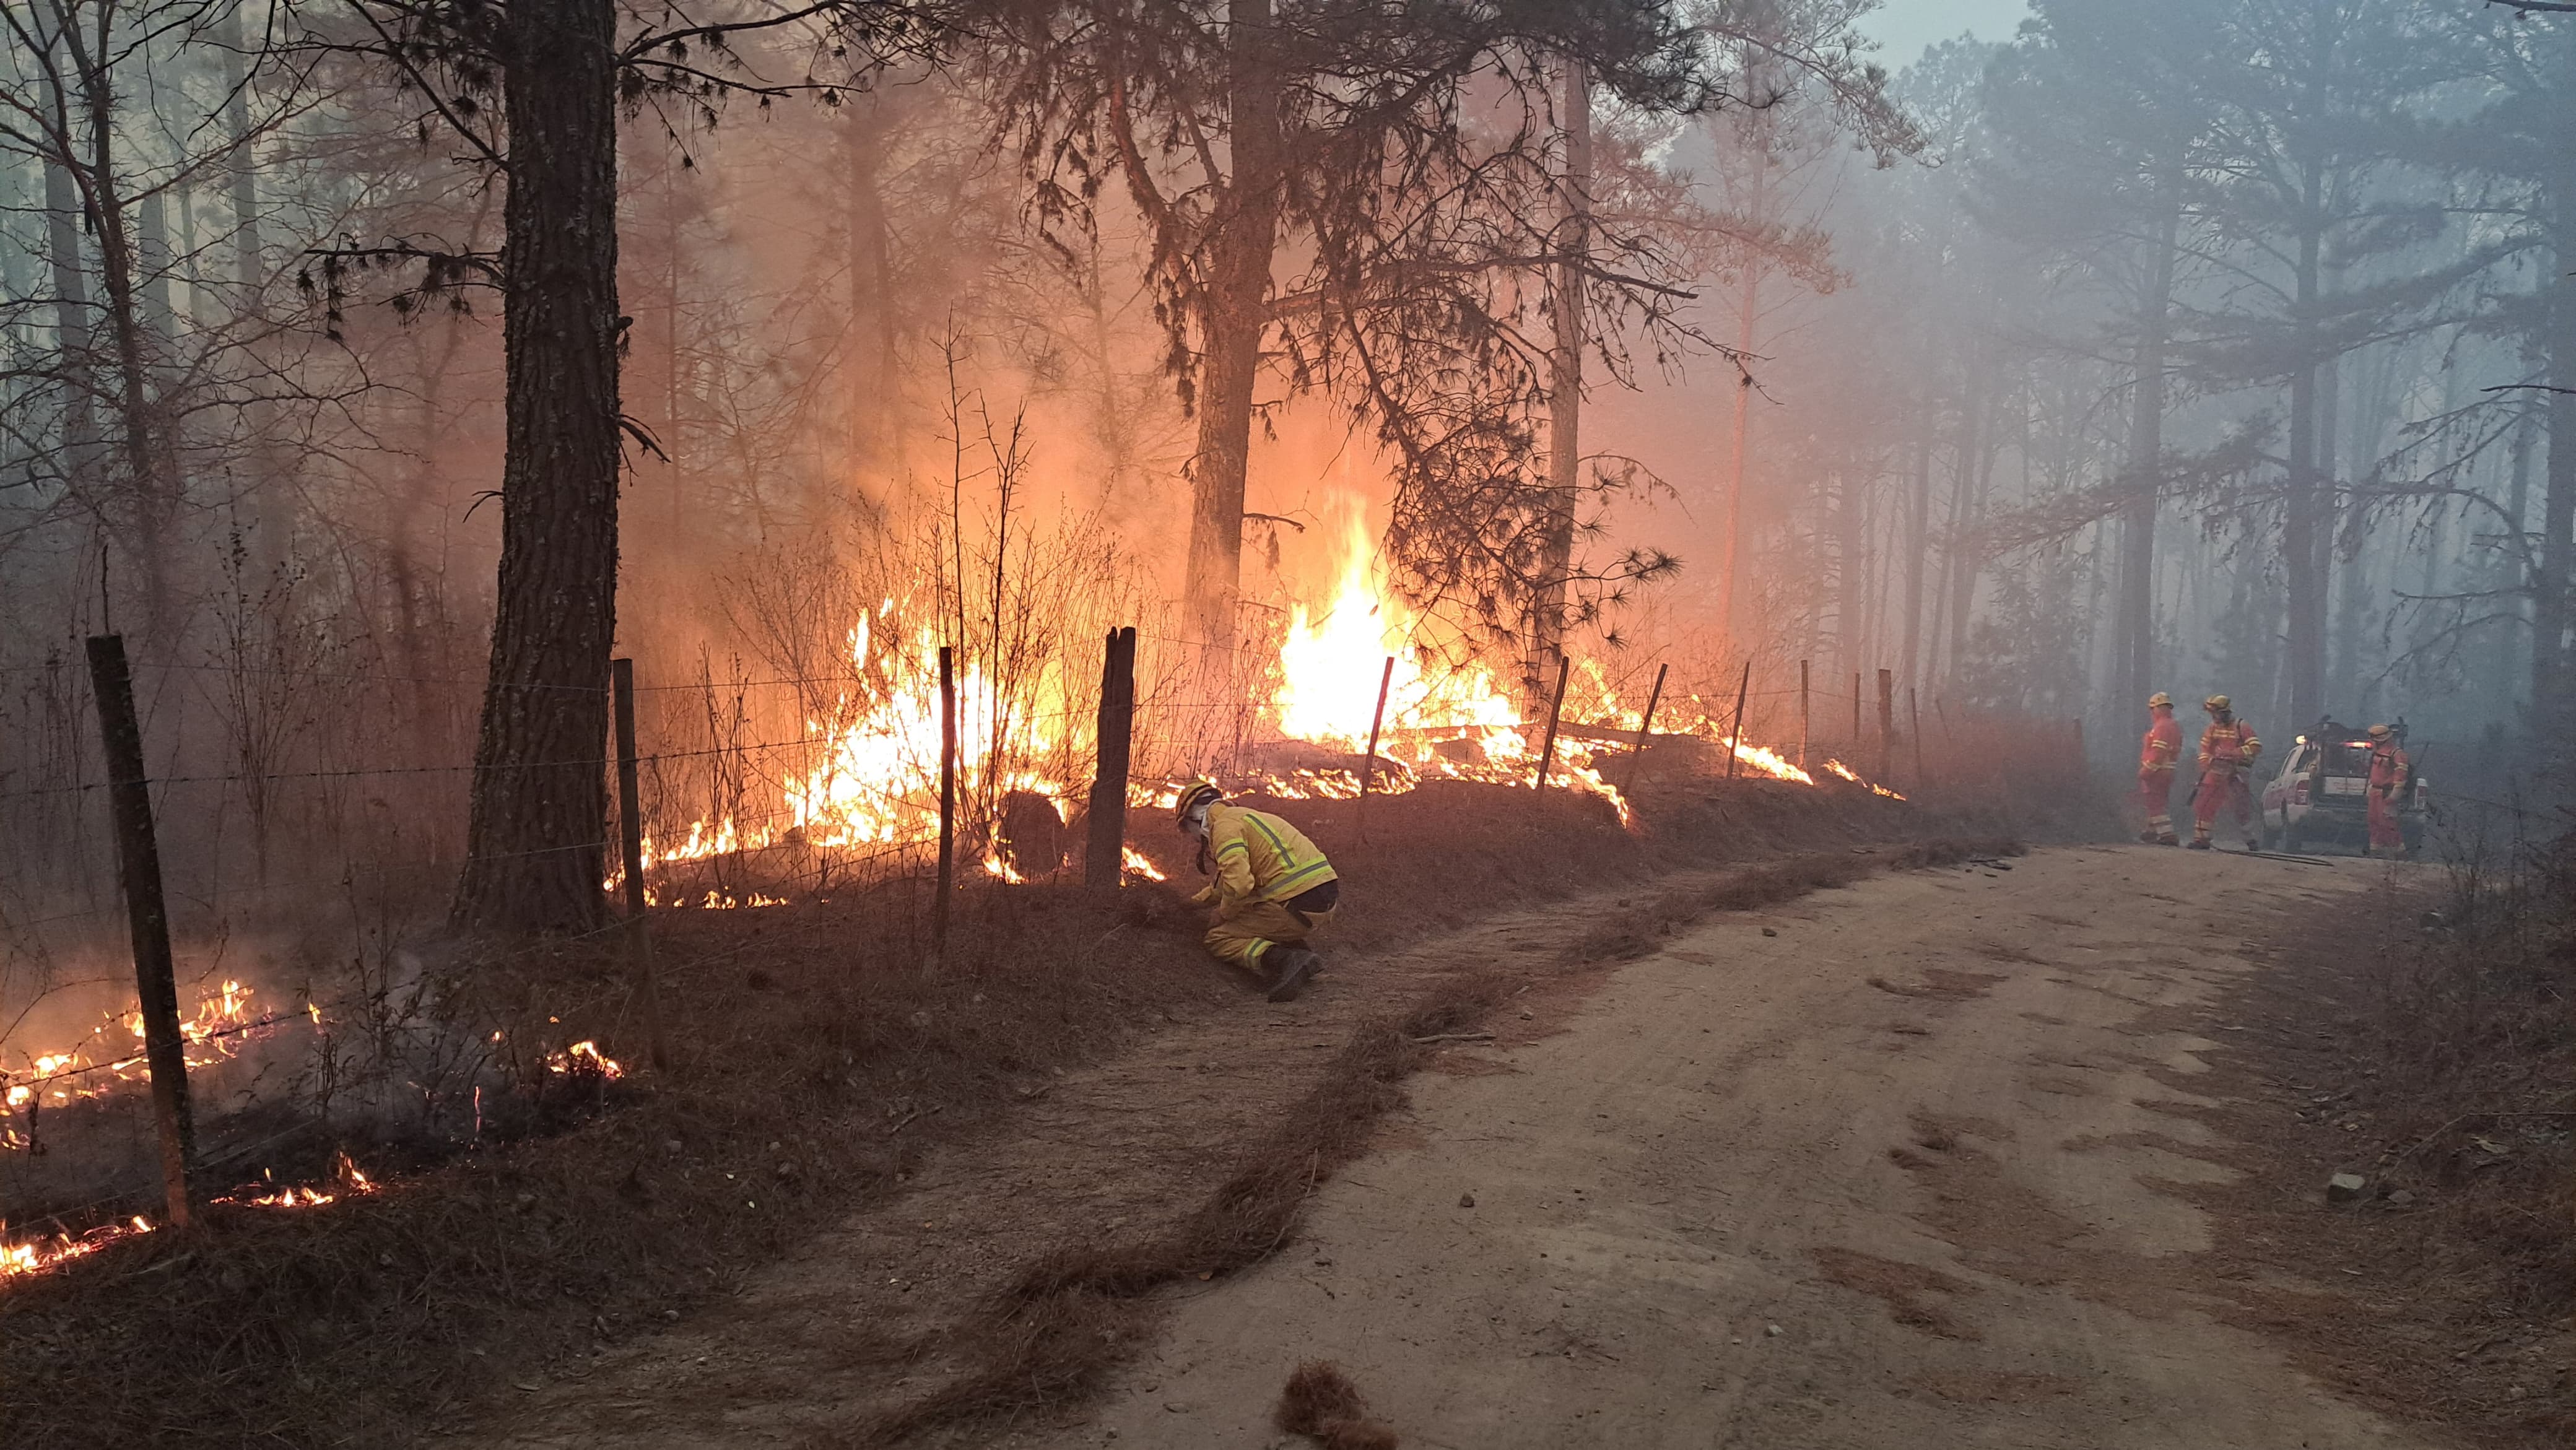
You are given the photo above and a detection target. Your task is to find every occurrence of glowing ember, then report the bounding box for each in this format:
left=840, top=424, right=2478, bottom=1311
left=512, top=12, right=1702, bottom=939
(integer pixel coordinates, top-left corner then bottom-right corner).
left=544, top=1041, right=624, bottom=1081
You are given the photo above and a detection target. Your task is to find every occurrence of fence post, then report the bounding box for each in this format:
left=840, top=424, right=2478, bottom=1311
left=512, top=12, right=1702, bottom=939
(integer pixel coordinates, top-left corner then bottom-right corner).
left=1798, top=659, right=1810, bottom=770
left=936, top=645, right=956, bottom=957
left=1083, top=627, right=1137, bottom=892
left=611, top=659, right=669, bottom=1071
left=1622, top=661, right=1668, bottom=799
left=84, top=634, right=192, bottom=1228
left=1531, top=654, right=1572, bottom=791
left=1876, top=668, right=1895, bottom=782
left=1908, top=685, right=1927, bottom=791
left=1725, top=659, right=1751, bottom=781
left=1357, top=655, right=1395, bottom=838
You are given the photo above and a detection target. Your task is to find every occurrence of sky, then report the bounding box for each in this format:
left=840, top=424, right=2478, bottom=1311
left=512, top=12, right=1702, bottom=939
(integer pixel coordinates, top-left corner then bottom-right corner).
left=1859, top=0, right=2032, bottom=69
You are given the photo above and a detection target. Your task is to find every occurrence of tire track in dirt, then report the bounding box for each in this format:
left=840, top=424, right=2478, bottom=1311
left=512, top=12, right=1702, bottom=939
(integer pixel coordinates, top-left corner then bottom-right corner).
left=1017, top=846, right=2433, bottom=1450
left=456, top=843, right=1990, bottom=1448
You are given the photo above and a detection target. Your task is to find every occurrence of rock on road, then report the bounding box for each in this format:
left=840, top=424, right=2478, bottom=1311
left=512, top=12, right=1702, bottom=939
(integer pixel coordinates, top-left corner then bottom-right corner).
left=1029, top=844, right=2429, bottom=1450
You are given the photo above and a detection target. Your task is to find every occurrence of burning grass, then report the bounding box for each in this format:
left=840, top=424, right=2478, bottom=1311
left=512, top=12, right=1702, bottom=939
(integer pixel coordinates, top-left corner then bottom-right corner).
left=1, top=780, right=1993, bottom=1446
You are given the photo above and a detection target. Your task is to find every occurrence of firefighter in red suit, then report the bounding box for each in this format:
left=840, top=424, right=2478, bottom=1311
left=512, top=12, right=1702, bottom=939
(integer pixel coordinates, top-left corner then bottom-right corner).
left=2364, top=724, right=2409, bottom=857
left=2136, top=692, right=2183, bottom=845
left=2189, top=694, right=2261, bottom=851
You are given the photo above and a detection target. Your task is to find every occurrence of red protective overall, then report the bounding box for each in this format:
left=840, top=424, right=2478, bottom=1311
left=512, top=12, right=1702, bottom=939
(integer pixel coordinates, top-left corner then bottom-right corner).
left=2366, top=740, right=2409, bottom=853
left=2193, top=718, right=2261, bottom=844
left=2137, top=711, right=2183, bottom=842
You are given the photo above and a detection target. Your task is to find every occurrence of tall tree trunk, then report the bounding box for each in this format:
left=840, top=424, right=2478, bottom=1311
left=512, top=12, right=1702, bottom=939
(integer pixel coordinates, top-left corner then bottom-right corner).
left=219, top=0, right=287, bottom=573
left=2492, top=417, right=2533, bottom=710
left=1531, top=56, right=1588, bottom=700
left=1717, top=256, right=1757, bottom=654
left=1899, top=391, right=1934, bottom=688
left=70, top=45, right=181, bottom=641
left=44, top=155, right=103, bottom=523
left=2117, top=185, right=2178, bottom=718
left=1943, top=367, right=1993, bottom=679
left=2281, top=162, right=2330, bottom=732
left=2536, top=40, right=2576, bottom=741
left=1835, top=466, right=1869, bottom=682
left=451, top=0, right=622, bottom=934
left=1181, top=0, right=1284, bottom=654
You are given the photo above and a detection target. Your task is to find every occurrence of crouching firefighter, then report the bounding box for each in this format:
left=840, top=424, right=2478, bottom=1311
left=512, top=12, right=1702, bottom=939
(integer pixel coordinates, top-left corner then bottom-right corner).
left=2189, top=695, right=2261, bottom=852
left=1175, top=780, right=1339, bottom=1002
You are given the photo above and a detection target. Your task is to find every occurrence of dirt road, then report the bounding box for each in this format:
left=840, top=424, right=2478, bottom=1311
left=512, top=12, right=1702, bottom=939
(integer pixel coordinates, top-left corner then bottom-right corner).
left=1025, top=844, right=2430, bottom=1450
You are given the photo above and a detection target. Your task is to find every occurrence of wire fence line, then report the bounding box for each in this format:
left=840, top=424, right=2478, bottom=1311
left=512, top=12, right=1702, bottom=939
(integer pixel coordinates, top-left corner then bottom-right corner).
left=3, top=627, right=1957, bottom=1004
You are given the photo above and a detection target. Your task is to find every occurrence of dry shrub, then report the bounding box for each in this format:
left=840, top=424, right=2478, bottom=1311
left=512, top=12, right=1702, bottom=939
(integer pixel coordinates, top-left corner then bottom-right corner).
left=1276, top=1360, right=1401, bottom=1449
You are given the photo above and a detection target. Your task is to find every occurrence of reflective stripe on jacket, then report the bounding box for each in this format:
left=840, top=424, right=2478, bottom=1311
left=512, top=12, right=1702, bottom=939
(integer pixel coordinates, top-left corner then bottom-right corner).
left=2369, top=742, right=2408, bottom=793
left=2139, top=716, right=2182, bottom=775
left=1203, top=803, right=1338, bottom=910
left=2198, top=719, right=2260, bottom=775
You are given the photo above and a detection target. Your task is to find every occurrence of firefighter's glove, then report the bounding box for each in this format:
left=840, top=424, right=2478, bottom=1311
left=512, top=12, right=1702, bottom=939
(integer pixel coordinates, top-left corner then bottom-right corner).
left=1189, top=883, right=1218, bottom=908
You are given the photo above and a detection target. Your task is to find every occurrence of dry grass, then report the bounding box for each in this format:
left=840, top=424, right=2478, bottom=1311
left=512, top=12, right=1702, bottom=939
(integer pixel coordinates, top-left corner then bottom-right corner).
left=1275, top=1361, right=1401, bottom=1449
left=2169, top=825, right=2576, bottom=1448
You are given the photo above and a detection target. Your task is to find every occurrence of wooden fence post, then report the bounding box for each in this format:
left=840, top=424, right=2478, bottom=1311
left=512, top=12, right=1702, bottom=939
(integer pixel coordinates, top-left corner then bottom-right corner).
left=1725, top=660, right=1751, bottom=780
left=1531, top=654, right=1572, bottom=791
left=1622, top=661, right=1668, bottom=799
left=1908, top=685, right=1927, bottom=790
left=84, top=634, right=191, bottom=1228
left=1357, top=655, right=1395, bottom=838
left=1798, top=659, right=1810, bottom=770
left=611, top=659, right=669, bottom=1071
left=1876, top=668, right=1895, bottom=783
left=1084, top=627, right=1137, bottom=892
left=935, top=645, right=956, bottom=957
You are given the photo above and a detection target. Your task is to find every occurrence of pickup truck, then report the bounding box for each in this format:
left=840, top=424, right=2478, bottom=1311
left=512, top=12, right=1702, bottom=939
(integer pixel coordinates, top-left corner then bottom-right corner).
left=2256, top=721, right=2427, bottom=856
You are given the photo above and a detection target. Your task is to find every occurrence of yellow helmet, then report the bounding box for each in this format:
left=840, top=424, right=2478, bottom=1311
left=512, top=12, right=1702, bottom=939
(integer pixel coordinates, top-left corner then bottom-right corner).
left=2146, top=692, right=2173, bottom=709
left=2204, top=694, right=2230, bottom=713
left=2366, top=723, right=2392, bottom=739
left=1174, top=778, right=1223, bottom=830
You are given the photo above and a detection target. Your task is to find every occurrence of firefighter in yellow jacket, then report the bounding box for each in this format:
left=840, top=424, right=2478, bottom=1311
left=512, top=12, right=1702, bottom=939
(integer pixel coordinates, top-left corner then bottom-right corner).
left=1175, top=780, right=1339, bottom=1002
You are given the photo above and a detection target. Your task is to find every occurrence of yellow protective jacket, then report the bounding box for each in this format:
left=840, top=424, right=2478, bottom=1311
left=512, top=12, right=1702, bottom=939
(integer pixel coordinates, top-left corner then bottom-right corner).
left=1190, top=803, right=1337, bottom=914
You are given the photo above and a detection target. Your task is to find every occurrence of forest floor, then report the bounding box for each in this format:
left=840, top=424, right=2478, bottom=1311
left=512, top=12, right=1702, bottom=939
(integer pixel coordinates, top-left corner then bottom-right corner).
left=464, top=846, right=2570, bottom=1450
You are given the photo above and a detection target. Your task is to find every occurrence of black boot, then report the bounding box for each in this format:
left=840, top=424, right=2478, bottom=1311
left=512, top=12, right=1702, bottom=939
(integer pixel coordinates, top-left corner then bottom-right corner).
left=1264, top=947, right=1320, bottom=1002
